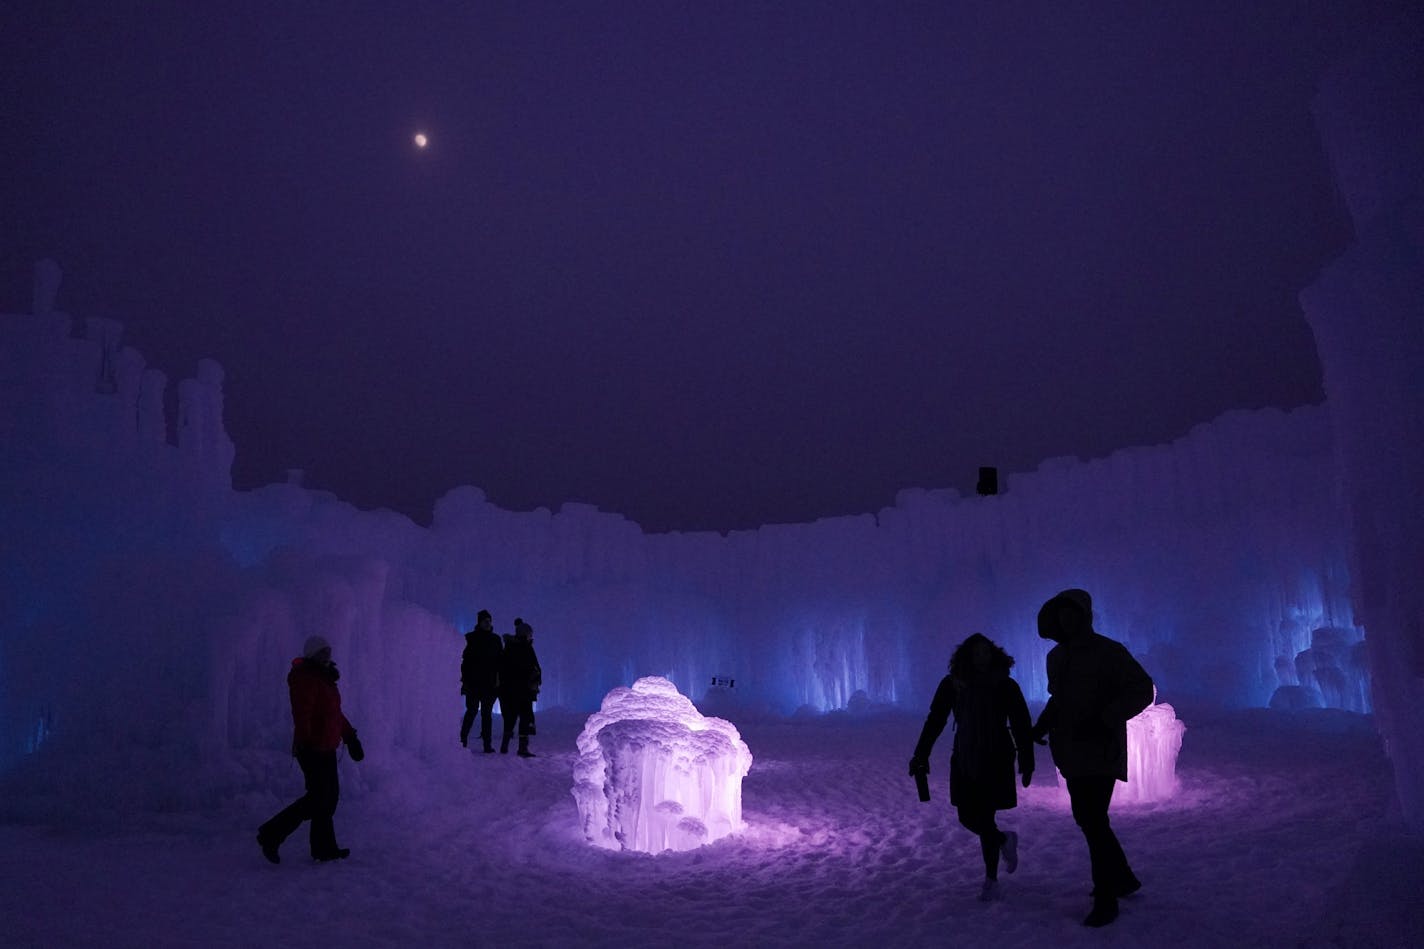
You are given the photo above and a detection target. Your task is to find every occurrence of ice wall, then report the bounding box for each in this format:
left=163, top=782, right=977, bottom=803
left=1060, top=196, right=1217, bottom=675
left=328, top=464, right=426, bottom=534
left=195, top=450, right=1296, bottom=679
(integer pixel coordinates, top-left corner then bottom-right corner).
left=0, top=260, right=1363, bottom=811
left=1301, top=14, right=1424, bottom=829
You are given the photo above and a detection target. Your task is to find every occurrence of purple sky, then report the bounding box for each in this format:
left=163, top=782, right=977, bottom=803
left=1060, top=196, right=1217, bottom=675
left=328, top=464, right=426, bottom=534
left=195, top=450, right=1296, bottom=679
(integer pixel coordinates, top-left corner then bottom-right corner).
left=2, top=2, right=1404, bottom=531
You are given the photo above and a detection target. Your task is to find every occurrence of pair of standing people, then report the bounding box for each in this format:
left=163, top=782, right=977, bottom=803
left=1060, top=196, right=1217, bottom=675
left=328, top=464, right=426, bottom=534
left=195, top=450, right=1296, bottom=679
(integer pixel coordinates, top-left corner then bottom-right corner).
left=460, top=610, right=543, bottom=757
left=911, top=588, right=1154, bottom=928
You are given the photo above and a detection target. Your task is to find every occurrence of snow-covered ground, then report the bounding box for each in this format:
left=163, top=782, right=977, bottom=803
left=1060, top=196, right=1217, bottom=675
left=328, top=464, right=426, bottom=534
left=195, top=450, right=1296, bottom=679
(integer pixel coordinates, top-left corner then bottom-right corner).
left=2, top=704, right=1421, bottom=949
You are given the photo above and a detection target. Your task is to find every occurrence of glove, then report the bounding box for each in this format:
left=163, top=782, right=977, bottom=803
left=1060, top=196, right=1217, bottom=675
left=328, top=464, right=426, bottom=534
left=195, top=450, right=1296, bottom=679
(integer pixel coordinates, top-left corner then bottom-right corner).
left=908, top=755, right=929, bottom=777
left=345, top=730, right=365, bottom=762
left=1021, top=769, right=1033, bottom=788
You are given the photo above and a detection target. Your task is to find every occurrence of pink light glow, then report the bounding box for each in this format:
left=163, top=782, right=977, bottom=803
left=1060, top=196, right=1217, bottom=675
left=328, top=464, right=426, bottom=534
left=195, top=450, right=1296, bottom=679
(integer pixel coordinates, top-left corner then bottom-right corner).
left=1054, top=691, right=1186, bottom=804
left=572, top=676, right=753, bottom=853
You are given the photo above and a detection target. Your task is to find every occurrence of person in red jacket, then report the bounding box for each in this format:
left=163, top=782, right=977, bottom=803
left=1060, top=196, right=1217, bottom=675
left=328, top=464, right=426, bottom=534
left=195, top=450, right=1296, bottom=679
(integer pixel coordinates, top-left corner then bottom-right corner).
left=256, top=635, right=364, bottom=864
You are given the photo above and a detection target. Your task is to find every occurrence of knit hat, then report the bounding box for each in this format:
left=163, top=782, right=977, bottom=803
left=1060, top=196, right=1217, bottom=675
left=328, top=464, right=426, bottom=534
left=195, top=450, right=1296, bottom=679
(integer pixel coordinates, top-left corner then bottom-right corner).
left=477, top=609, right=492, bottom=623
left=303, top=635, right=332, bottom=659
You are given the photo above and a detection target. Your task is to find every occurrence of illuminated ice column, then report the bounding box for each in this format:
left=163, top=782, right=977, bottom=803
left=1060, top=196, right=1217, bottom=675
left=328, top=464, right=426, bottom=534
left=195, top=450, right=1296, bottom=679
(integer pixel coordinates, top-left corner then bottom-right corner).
left=1119, top=691, right=1186, bottom=804
left=572, top=676, right=753, bottom=854
left=1052, top=689, right=1185, bottom=804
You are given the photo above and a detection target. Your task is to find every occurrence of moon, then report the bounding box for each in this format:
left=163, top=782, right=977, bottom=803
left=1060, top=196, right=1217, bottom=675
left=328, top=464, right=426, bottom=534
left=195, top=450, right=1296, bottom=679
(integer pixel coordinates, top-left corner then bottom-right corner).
left=413, top=132, right=428, bottom=149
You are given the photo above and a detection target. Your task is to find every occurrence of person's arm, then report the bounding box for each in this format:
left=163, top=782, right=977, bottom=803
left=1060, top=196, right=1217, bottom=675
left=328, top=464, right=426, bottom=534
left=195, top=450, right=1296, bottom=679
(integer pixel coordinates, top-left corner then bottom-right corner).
left=910, top=676, right=955, bottom=771
left=1031, top=648, right=1061, bottom=741
left=1104, top=644, right=1155, bottom=725
left=1005, top=679, right=1035, bottom=784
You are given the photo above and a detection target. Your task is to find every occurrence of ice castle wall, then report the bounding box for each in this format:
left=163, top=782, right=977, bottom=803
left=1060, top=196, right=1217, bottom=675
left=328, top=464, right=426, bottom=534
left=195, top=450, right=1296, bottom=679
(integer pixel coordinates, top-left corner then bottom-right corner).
left=1301, top=13, right=1424, bottom=829
left=0, top=263, right=1361, bottom=807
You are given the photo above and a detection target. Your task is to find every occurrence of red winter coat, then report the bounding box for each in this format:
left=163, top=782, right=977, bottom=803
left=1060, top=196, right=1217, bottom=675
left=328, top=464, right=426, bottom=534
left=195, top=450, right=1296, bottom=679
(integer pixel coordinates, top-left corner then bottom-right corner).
left=288, top=657, right=353, bottom=754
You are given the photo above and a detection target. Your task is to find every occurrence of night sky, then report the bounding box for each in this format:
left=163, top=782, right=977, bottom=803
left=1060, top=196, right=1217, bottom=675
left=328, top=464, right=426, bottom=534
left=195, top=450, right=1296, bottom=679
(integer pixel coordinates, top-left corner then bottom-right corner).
left=2, top=3, right=1402, bottom=532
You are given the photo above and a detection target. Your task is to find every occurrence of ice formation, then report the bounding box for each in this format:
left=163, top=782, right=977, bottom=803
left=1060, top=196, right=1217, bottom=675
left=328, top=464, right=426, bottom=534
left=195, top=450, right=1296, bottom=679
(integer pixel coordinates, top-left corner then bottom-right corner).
left=1119, top=693, right=1186, bottom=804
left=572, top=677, right=752, bottom=853
left=0, top=250, right=1391, bottom=814
left=1049, top=691, right=1185, bottom=805
left=1301, top=14, right=1424, bottom=830
left=0, top=272, right=1366, bottom=790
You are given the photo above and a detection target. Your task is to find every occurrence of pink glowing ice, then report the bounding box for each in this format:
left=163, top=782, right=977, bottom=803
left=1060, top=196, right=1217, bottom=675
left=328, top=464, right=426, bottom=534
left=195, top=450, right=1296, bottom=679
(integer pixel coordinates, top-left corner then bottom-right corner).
left=572, top=676, right=753, bottom=853
left=1050, top=690, right=1185, bottom=804
left=1119, top=694, right=1187, bottom=804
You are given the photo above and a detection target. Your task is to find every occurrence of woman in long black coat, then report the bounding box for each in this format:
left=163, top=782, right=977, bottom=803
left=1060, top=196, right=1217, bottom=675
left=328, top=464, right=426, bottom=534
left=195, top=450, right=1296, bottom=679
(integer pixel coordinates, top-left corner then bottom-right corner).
left=910, top=633, right=1035, bottom=900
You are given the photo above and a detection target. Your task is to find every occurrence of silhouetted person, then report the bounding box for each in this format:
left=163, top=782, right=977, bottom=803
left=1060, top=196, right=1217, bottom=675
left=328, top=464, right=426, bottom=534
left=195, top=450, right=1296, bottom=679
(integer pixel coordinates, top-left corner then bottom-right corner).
left=911, top=633, right=1035, bottom=901
left=500, top=618, right=542, bottom=757
left=460, top=610, right=503, bottom=752
left=257, top=635, right=364, bottom=864
left=1031, top=589, right=1154, bottom=927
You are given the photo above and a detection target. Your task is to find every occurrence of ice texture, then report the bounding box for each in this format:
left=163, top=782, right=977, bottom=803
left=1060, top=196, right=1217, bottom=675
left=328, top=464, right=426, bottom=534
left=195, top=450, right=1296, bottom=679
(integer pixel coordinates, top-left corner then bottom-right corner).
left=572, top=676, right=752, bottom=853
left=1050, top=691, right=1185, bottom=804
left=0, top=256, right=1374, bottom=808
left=1120, top=694, right=1186, bottom=804
left=1302, top=13, right=1424, bottom=829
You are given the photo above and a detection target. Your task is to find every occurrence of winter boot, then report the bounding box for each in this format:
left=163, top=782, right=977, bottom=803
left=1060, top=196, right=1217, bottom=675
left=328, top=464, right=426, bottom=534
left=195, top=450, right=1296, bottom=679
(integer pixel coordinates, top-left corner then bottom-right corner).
left=517, top=736, right=535, bottom=758
left=316, top=848, right=351, bottom=862
left=1083, top=895, right=1119, bottom=927
left=483, top=740, right=496, bottom=754
left=978, top=879, right=1002, bottom=902
left=257, top=833, right=280, bottom=865
left=500, top=735, right=510, bottom=754
left=1090, top=872, right=1141, bottom=899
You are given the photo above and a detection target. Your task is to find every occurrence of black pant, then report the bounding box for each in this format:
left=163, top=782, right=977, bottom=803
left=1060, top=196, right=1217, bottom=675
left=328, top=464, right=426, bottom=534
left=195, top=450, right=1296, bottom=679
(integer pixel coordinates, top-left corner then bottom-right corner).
left=1065, top=775, right=1133, bottom=894
left=956, top=804, right=1005, bottom=880
left=461, top=686, right=497, bottom=746
left=501, top=693, right=535, bottom=742
left=258, top=749, right=340, bottom=858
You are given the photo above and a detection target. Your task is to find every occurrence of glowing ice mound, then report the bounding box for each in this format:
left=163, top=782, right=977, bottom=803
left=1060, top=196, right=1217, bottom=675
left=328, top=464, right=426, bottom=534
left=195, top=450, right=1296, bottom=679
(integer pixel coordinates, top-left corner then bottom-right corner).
left=1120, top=695, right=1186, bottom=804
left=1053, top=692, right=1185, bottom=804
left=572, top=676, right=753, bottom=853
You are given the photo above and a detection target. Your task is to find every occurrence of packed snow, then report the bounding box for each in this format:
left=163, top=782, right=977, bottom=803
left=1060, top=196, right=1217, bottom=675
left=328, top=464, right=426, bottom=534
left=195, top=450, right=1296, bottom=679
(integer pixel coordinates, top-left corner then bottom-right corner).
left=2, top=16, right=1422, bottom=948
left=2, top=704, right=1420, bottom=948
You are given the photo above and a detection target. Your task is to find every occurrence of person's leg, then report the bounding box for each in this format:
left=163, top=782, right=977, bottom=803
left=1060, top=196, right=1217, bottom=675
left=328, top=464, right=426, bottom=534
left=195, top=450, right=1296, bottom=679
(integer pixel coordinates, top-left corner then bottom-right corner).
left=1067, top=776, right=1131, bottom=892
left=478, top=688, right=496, bottom=751
left=516, top=697, right=535, bottom=756
left=305, top=751, right=342, bottom=859
left=257, top=757, right=315, bottom=861
left=1067, top=775, right=1127, bottom=925
left=460, top=697, right=475, bottom=746
left=956, top=804, right=1003, bottom=881
left=500, top=694, right=515, bottom=753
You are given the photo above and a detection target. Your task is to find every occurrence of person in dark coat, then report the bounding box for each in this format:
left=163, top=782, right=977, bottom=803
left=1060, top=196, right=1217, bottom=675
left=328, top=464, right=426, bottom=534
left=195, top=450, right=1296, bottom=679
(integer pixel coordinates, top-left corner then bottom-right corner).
left=1031, top=588, right=1155, bottom=927
left=257, top=635, right=364, bottom=864
left=910, top=633, right=1035, bottom=902
left=499, top=618, right=542, bottom=757
left=460, top=609, right=504, bottom=752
